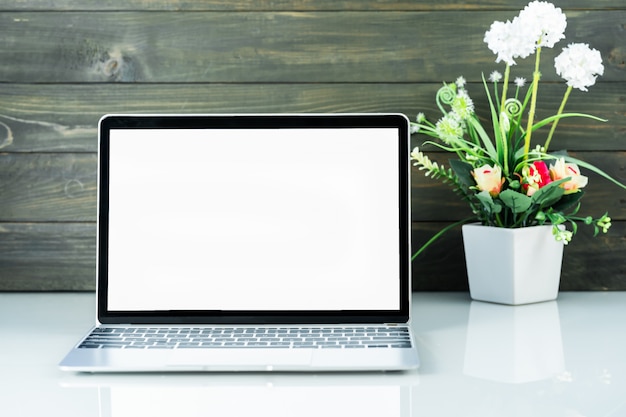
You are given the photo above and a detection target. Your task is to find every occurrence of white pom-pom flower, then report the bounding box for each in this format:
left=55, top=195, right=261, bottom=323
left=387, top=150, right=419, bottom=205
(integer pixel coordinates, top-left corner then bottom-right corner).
left=554, top=43, right=604, bottom=91
left=518, top=1, right=567, bottom=48
left=484, top=17, right=536, bottom=65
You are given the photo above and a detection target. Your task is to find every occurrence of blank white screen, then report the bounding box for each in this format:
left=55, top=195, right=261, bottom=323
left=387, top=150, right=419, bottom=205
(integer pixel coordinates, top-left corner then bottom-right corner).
left=106, top=128, right=401, bottom=311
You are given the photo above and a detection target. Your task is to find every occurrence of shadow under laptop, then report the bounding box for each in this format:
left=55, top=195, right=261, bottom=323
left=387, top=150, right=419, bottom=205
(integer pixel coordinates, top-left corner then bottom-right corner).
left=60, top=371, right=418, bottom=417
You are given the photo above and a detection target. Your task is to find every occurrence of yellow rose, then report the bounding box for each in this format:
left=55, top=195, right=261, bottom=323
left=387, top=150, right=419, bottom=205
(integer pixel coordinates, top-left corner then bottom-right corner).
left=549, top=158, right=588, bottom=194
left=472, top=164, right=505, bottom=197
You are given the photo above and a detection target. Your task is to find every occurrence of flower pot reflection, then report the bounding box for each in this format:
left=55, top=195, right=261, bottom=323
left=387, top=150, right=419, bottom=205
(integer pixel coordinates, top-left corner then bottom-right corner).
left=463, top=300, right=565, bottom=383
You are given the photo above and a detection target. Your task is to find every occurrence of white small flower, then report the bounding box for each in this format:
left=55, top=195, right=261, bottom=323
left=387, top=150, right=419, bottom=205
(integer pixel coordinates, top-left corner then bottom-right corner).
left=455, top=76, right=467, bottom=88
left=489, top=70, right=503, bottom=83
left=514, top=77, right=527, bottom=88
left=598, top=214, right=611, bottom=233
left=553, top=226, right=573, bottom=244
left=452, top=90, right=475, bottom=120
left=411, top=147, right=442, bottom=177
left=554, top=43, right=604, bottom=91
left=416, top=112, right=426, bottom=123
left=518, top=1, right=567, bottom=49
left=410, top=147, right=422, bottom=162
left=435, top=113, right=463, bottom=144
left=465, top=152, right=479, bottom=162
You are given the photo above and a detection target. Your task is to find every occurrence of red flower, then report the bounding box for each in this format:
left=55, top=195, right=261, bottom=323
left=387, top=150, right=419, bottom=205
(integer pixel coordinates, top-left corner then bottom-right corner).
left=523, top=161, right=552, bottom=196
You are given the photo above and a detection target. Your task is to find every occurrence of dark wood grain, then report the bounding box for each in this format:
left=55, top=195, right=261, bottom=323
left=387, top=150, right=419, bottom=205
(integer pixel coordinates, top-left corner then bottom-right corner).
left=1, top=0, right=622, bottom=11
left=0, top=11, right=624, bottom=83
left=0, top=151, right=622, bottom=222
left=0, top=82, right=623, bottom=153
left=0, top=223, right=96, bottom=291
left=0, top=154, right=96, bottom=221
left=0, top=0, right=624, bottom=291
left=1, top=219, right=623, bottom=291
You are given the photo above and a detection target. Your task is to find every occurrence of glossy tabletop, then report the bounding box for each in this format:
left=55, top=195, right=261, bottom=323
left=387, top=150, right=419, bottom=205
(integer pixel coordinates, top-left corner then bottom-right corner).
left=1, top=292, right=625, bottom=417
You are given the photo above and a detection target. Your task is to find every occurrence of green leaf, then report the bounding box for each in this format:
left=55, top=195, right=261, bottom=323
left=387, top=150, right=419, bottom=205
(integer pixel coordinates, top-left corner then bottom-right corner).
left=478, top=75, right=501, bottom=159
left=531, top=112, right=607, bottom=132
left=476, top=190, right=502, bottom=214
left=467, top=116, right=498, bottom=161
left=449, top=159, right=475, bottom=188
left=530, top=180, right=566, bottom=208
left=499, top=189, right=532, bottom=214
left=551, top=190, right=584, bottom=212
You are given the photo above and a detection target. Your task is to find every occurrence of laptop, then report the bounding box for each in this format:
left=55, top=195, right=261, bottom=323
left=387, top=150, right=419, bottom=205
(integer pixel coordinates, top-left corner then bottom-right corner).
left=59, top=113, right=419, bottom=372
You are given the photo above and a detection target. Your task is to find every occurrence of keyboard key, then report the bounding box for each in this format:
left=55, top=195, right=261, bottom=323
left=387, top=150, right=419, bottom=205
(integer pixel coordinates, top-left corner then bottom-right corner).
left=77, top=326, right=413, bottom=350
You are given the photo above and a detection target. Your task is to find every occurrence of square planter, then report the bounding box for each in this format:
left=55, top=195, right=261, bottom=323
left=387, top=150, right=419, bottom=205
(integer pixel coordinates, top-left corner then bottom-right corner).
left=462, top=224, right=564, bottom=305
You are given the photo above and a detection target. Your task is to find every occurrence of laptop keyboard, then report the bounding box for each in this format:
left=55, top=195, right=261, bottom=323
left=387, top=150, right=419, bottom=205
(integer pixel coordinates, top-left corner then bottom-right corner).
left=78, top=326, right=413, bottom=349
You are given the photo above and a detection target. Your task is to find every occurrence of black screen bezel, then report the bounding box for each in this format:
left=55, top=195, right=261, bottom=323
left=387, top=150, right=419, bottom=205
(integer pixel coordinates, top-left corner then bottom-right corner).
left=97, top=114, right=411, bottom=324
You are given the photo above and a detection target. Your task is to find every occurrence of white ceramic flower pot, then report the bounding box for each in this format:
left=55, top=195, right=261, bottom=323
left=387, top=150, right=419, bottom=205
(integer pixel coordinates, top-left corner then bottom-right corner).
left=462, top=224, right=564, bottom=305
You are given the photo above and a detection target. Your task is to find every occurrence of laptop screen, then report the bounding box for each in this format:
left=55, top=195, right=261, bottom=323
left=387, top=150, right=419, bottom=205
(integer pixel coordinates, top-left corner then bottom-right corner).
left=97, top=115, right=410, bottom=324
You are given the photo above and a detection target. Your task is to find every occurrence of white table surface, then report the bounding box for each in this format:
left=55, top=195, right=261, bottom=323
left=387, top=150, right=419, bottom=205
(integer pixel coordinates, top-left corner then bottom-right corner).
left=1, top=291, right=625, bottom=417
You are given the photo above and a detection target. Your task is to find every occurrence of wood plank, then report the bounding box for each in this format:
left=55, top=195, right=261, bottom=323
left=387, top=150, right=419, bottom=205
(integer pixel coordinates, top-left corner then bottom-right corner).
left=0, top=222, right=96, bottom=291
left=0, top=219, right=623, bottom=291
left=0, top=153, right=97, bottom=221
left=412, top=221, right=626, bottom=291
left=0, top=11, right=623, bottom=83
left=0, top=151, right=623, bottom=223
left=1, top=0, right=622, bottom=11
left=0, top=82, right=623, bottom=153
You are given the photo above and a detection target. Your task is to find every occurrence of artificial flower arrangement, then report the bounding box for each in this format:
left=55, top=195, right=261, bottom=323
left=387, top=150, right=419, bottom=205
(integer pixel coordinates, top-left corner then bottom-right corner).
left=410, top=0, right=626, bottom=259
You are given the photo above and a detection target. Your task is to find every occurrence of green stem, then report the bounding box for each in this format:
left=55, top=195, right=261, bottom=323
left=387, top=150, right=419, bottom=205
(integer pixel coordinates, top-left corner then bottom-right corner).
left=499, top=64, right=511, bottom=176
left=411, top=218, right=475, bottom=261
left=499, top=64, right=511, bottom=117
left=524, top=47, right=542, bottom=161
left=495, top=211, right=505, bottom=228
left=544, top=85, right=572, bottom=153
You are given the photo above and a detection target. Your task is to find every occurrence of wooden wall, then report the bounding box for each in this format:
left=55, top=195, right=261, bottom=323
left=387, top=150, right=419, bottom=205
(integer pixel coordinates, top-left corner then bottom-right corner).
left=0, top=1, right=624, bottom=291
